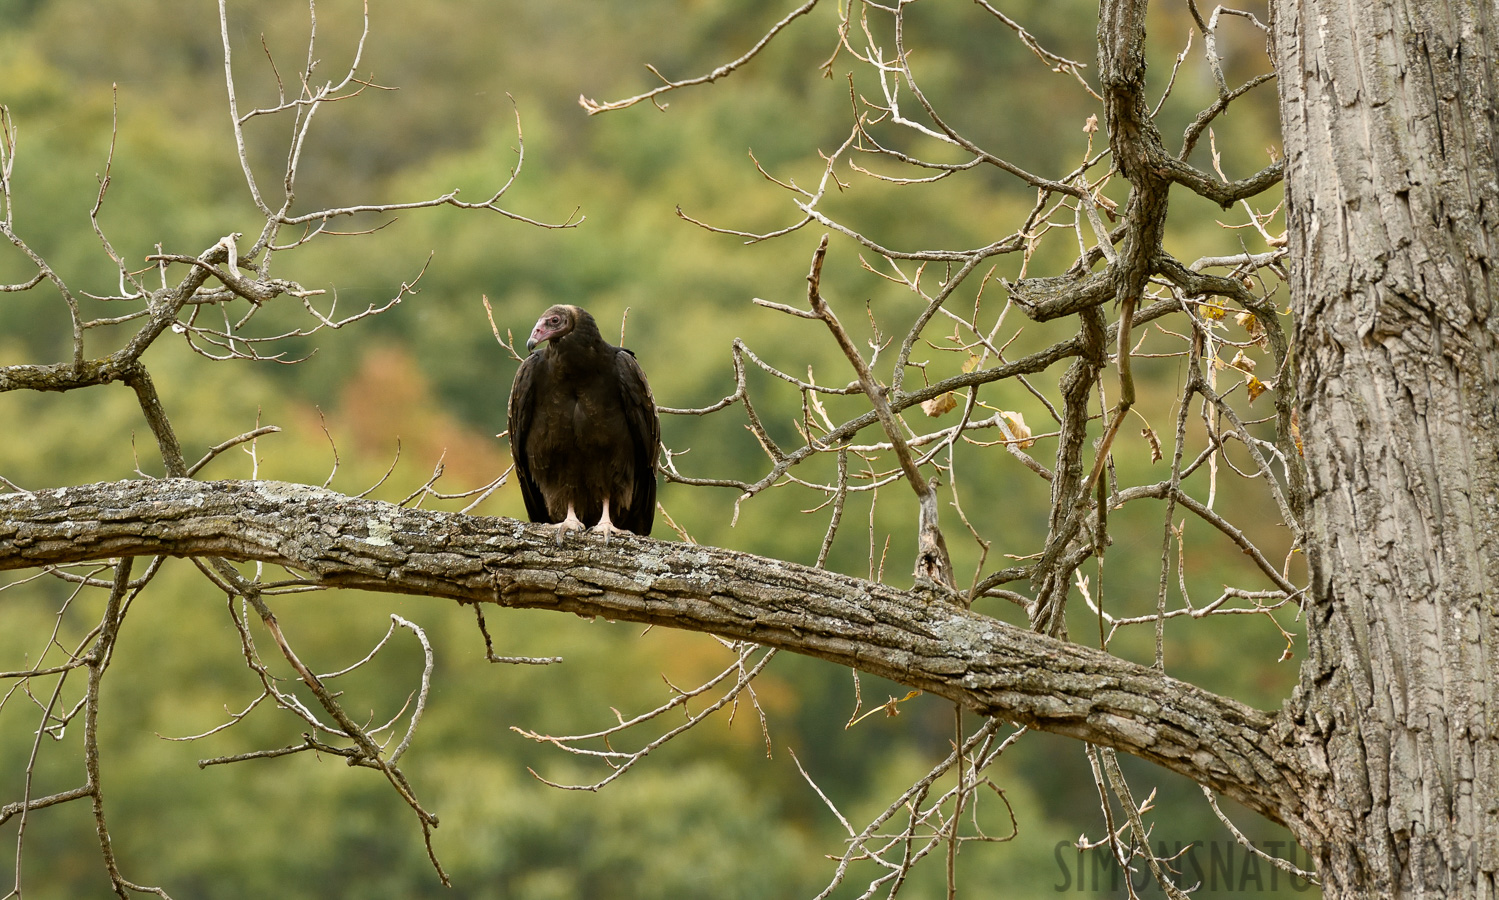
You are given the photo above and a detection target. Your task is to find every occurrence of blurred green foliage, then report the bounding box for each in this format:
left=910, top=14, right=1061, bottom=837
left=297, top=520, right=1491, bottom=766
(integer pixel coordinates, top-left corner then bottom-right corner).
left=0, top=0, right=1313, bottom=896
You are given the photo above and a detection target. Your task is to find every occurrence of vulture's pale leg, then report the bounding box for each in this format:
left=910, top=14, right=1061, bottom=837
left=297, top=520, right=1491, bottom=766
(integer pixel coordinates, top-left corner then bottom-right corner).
left=546, top=503, right=587, bottom=545
left=591, top=497, right=632, bottom=544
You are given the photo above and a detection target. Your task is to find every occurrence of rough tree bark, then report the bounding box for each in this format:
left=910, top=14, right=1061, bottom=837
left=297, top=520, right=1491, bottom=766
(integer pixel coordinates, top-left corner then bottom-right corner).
left=1273, top=0, right=1499, bottom=895
left=3, top=0, right=1496, bottom=895
left=0, top=478, right=1294, bottom=826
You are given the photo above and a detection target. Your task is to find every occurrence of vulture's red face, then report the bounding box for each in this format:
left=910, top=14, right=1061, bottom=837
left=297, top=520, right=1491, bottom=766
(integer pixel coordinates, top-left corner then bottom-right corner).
left=526, top=306, right=574, bottom=352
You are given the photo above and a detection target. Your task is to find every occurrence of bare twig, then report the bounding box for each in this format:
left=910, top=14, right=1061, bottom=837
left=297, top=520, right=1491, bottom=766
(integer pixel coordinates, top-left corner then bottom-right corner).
left=579, top=0, right=822, bottom=114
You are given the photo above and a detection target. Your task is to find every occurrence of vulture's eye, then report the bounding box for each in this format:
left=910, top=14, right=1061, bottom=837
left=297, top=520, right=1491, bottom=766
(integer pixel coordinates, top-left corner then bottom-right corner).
left=548, top=316, right=562, bottom=325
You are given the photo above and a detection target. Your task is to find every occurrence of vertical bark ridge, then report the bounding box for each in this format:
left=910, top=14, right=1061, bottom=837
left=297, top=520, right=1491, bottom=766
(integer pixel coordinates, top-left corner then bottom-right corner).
left=1276, top=0, right=1499, bottom=893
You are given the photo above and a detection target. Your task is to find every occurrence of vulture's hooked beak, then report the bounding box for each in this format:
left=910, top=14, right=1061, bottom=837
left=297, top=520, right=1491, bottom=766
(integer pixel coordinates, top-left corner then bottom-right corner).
left=525, top=320, right=548, bottom=353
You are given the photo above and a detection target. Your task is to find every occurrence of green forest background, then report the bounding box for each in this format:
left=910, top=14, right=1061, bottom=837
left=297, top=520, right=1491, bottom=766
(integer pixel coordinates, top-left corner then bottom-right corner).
left=0, top=0, right=1310, bottom=896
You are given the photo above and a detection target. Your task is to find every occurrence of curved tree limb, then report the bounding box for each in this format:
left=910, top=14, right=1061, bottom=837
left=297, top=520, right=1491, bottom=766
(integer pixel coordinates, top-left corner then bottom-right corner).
left=0, top=477, right=1304, bottom=829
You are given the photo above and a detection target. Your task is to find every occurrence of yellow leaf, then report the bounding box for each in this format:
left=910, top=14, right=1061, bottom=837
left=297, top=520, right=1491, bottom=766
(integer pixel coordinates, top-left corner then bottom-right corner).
left=1246, top=375, right=1267, bottom=402
left=961, top=353, right=982, bottom=374
left=1200, top=301, right=1227, bottom=321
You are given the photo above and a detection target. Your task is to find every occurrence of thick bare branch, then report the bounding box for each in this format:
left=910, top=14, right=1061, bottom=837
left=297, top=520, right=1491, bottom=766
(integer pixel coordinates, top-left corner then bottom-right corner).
left=0, top=478, right=1302, bottom=828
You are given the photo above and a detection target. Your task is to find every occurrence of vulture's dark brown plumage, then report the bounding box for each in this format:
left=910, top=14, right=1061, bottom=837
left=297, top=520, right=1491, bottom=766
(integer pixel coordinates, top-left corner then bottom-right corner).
left=507, top=304, right=659, bottom=540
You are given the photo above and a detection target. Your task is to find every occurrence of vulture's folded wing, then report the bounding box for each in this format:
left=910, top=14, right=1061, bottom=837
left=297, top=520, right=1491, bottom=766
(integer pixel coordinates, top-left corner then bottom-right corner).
left=615, top=347, right=660, bottom=535
left=507, top=353, right=553, bottom=523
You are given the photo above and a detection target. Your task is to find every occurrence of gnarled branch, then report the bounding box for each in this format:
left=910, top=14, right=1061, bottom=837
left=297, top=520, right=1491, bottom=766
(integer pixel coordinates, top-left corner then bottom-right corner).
left=0, top=477, right=1303, bottom=828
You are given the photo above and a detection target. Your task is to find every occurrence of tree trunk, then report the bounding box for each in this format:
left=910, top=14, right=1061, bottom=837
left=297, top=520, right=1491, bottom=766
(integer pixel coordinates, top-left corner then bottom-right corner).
left=1274, top=0, right=1499, bottom=894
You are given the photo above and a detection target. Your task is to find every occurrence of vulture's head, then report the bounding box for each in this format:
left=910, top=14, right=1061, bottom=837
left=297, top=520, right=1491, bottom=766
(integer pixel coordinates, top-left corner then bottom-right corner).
left=526, top=304, right=592, bottom=352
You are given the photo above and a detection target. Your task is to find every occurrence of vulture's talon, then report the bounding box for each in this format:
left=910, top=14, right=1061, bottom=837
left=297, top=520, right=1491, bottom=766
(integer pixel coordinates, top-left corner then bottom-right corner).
left=547, top=512, right=587, bottom=545
left=590, top=500, right=634, bottom=546
left=591, top=520, right=632, bottom=545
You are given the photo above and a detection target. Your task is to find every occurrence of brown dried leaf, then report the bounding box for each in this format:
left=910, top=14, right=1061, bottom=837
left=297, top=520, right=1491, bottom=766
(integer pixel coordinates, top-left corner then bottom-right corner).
left=1083, top=114, right=1099, bottom=134
left=921, top=392, right=958, bottom=417
left=1235, top=310, right=1266, bottom=343
left=848, top=689, right=923, bottom=727
left=1001, top=410, right=1034, bottom=448
left=1230, top=349, right=1257, bottom=373
left=807, top=369, right=836, bottom=432
left=885, top=690, right=921, bottom=717
left=1141, top=425, right=1162, bottom=463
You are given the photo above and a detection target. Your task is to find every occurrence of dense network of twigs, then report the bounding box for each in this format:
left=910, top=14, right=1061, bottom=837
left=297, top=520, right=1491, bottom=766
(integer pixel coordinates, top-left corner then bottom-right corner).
left=0, top=0, right=1312, bottom=897
left=574, top=1, right=1306, bottom=895
left=0, top=1, right=577, bottom=894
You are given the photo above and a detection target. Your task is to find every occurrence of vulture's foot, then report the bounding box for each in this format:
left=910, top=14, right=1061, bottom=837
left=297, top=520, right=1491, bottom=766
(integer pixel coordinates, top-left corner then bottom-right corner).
left=547, top=509, right=587, bottom=545
left=590, top=519, right=635, bottom=545
left=591, top=501, right=634, bottom=546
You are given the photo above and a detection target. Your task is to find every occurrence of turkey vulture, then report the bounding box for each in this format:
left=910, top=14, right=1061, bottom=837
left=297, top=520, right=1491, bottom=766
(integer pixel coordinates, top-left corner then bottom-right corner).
left=507, top=304, right=659, bottom=542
